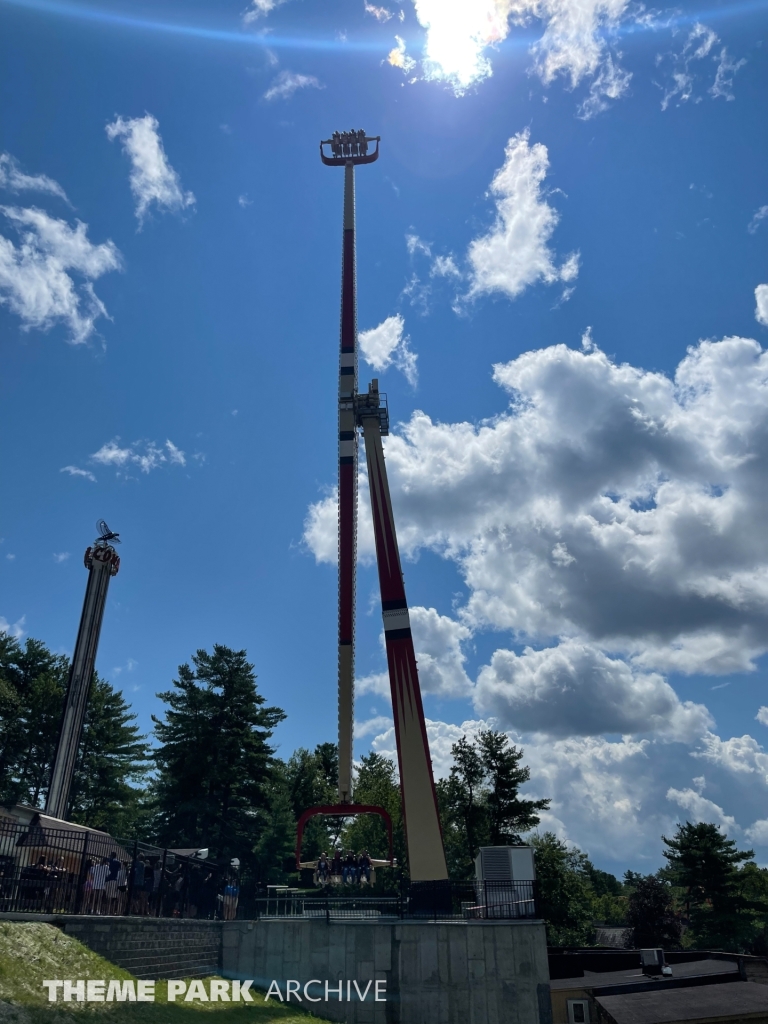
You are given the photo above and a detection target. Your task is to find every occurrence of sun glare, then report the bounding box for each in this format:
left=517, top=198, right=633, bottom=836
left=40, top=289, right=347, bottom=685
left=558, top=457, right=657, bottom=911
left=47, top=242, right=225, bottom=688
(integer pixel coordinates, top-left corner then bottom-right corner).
left=414, top=0, right=512, bottom=92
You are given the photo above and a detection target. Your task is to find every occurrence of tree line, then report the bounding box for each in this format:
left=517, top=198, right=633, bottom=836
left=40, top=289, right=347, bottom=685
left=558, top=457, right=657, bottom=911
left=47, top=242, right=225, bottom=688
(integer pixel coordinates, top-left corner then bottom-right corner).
left=2, top=631, right=767, bottom=952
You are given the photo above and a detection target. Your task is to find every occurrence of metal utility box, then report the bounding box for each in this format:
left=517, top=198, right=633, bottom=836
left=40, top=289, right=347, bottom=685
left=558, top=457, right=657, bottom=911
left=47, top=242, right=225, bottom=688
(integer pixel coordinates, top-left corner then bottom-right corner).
left=475, top=845, right=536, bottom=882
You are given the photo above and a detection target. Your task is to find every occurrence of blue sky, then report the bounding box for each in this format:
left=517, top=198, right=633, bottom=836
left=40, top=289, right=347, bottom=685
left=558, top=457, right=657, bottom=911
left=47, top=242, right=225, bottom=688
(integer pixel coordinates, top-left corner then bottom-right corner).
left=1, top=0, right=768, bottom=875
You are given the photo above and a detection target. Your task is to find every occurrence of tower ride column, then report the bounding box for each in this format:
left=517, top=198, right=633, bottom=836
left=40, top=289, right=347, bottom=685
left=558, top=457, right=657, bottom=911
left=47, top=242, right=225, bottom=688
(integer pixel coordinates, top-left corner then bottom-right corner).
left=45, top=524, right=120, bottom=820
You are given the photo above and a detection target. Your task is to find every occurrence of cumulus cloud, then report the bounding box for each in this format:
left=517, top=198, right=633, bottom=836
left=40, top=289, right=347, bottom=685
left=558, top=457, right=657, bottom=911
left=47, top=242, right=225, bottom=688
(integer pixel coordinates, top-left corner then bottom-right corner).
left=666, top=786, right=737, bottom=832
left=475, top=640, right=712, bottom=739
left=359, top=314, right=418, bottom=386
left=755, top=285, right=768, bottom=327
left=357, top=607, right=472, bottom=701
left=53, top=552, right=70, bottom=564
left=88, top=438, right=186, bottom=476
left=106, top=114, right=195, bottom=225
left=263, top=71, right=324, bottom=101
left=0, top=153, right=68, bottom=202
left=466, top=131, right=579, bottom=301
left=306, top=332, right=768, bottom=678
left=757, top=707, right=768, bottom=727
left=0, top=206, right=121, bottom=343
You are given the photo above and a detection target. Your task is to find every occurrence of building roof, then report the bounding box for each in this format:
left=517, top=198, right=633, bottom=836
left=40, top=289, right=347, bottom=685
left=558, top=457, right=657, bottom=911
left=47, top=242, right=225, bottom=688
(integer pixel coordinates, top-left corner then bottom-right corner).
left=596, top=980, right=768, bottom=1023
left=550, top=958, right=738, bottom=991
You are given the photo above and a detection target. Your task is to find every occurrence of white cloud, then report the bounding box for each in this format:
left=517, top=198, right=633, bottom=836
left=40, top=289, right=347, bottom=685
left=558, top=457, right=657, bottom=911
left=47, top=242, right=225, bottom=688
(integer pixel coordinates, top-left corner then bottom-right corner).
left=365, top=3, right=393, bottom=22
left=757, top=707, right=768, bottom=727
left=666, top=786, right=737, bottom=832
left=746, top=819, right=768, bottom=844
left=53, top=552, right=70, bottom=564
left=0, top=206, right=121, bottom=343
left=387, top=36, right=417, bottom=73
left=106, top=114, right=195, bottom=225
left=403, top=0, right=630, bottom=111
left=466, top=131, right=578, bottom=301
left=357, top=607, right=472, bottom=701
left=89, top=437, right=186, bottom=475
left=410, top=607, right=473, bottom=697
left=656, top=24, right=743, bottom=111
left=60, top=465, right=96, bottom=482
left=5, top=554, right=15, bottom=562
left=430, top=255, right=461, bottom=279
left=749, top=207, right=768, bottom=235
left=693, top=732, right=768, bottom=785
left=359, top=314, right=418, bottom=386
left=475, top=640, right=712, bottom=740
left=243, top=0, right=289, bottom=22
left=306, top=332, right=768, bottom=678
left=0, top=153, right=68, bottom=202
left=710, top=48, right=747, bottom=101
left=755, top=284, right=768, bottom=327
left=355, top=714, right=394, bottom=738
left=406, top=234, right=431, bottom=257
left=263, top=71, right=323, bottom=101
left=0, top=615, right=25, bottom=639
left=238, top=194, right=253, bottom=208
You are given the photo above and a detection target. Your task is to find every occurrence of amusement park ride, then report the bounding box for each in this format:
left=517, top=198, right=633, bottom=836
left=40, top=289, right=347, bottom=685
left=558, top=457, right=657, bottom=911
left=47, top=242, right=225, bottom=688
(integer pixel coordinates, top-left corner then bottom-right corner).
left=295, top=132, right=449, bottom=883
left=46, top=521, right=121, bottom=821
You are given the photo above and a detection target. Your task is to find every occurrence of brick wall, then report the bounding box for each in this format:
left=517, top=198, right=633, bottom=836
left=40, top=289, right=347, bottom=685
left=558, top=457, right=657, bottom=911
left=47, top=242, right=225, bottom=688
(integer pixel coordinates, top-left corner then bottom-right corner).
left=60, top=917, right=222, bottom=979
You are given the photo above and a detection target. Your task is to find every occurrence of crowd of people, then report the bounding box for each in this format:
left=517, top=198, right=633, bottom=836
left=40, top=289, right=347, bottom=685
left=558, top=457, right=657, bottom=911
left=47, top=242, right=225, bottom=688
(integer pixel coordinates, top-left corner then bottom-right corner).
left=315, top=849, right=373, bottom=886
left=8, top=851, right=238, bottom=919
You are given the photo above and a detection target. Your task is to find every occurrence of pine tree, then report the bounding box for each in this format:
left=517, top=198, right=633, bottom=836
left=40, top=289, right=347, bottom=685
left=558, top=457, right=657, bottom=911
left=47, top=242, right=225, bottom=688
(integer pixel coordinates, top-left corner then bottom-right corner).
left=68, top=675, right=152, bottom=836
left=437, top=730, right=549, bottom=878
left=662, top=822, right=764, bottom=951
left=0, top=633, right=149, bottom=829
left=152, top=645, right=285, bottom=870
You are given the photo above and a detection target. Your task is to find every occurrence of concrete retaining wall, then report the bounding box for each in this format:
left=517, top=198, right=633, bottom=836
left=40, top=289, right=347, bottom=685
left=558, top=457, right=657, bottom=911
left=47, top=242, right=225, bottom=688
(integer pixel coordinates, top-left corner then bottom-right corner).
left=221, top=918, right=552, bottom=1024
left=59, top=917, right=222, bottom=979
left=0, top=914, right=225, bottom=979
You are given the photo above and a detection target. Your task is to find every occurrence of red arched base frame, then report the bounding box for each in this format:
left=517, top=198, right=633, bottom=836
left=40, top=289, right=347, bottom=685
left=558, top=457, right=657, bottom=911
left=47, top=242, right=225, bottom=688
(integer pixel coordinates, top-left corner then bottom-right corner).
left=295, top=804, right=394, bottom=869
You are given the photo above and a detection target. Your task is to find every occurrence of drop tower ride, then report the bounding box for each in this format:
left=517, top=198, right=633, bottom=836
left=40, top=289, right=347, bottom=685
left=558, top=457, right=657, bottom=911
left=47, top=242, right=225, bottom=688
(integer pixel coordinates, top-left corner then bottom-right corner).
left=45, top=521, right=121, bottom=820
left=296, top=130, right=448, bottom=882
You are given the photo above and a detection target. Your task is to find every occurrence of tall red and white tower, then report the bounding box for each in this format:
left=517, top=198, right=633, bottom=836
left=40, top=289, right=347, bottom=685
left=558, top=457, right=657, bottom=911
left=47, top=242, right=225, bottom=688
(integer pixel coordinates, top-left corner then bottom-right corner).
left=317, top=130, right=448, bottom=882
left=45, top=521, right=120, bottom=820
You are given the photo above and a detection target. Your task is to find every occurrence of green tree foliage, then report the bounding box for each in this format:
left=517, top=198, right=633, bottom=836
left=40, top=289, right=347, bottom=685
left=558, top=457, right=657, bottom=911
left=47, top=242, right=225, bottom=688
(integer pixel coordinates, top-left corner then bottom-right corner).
left=152, top=645, right=285, bottom=871
left=437, top=730, right=550, bottom=878
left=285, top=744, right=338, bottom=861
left=531, top=832, right=595, bottom=946
left=0, top=635, right=68, bottom=807
left=0, top=632, right=149, bottom=832
left=341, top=753, right=406, bottom=884
left=69, top=676, right=152, bottom=837
left=624, top=874, right=681, bottom=948
left=662, top=821, right=768, bottom=952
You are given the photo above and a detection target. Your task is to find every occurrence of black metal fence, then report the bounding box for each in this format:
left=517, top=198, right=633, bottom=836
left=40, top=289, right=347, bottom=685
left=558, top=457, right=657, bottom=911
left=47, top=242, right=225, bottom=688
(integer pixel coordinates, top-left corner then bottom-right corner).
left=239, top=880, right=537, bottom=922
left=0, top=821, right=236, bottom=920
left=0, top=820, right=537, bottom=922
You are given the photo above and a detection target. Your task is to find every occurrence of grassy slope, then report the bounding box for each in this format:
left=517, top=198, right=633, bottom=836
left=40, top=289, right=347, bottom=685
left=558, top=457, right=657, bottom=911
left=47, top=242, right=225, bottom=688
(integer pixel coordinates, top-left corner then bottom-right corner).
left=0, top=924, right=326, bottom=1024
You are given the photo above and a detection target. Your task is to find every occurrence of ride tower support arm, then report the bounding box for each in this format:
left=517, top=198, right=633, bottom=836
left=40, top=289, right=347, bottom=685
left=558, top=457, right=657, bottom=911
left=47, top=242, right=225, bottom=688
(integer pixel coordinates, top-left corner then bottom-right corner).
left=46, top=543, right=120, bottom=820
left=358, top=382, right=448, bottom=882
left=337, top=161, right=358, bottom=805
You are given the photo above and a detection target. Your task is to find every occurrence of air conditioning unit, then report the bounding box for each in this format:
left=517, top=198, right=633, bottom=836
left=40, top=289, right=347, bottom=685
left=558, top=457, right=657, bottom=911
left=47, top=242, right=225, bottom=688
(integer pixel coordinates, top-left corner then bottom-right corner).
left=475, top=845, right=535, bottom=881
left=474, top=847, right=536, bottom=919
